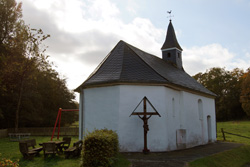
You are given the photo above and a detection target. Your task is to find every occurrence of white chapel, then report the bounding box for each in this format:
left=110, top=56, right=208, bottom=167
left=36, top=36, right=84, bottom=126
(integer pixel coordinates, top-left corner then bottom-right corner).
left=75, top=20, right=216, bottom=152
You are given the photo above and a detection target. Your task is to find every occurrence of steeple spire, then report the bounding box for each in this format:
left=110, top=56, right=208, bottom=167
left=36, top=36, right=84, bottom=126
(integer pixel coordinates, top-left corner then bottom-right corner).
left=161, top=20, right=182, bottom=51
left=161, top=20, right=183, bottom=70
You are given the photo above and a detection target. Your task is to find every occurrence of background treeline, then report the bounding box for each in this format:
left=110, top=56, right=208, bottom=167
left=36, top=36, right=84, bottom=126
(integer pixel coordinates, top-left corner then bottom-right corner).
left=193, top=67, right=250, bottom=121
left=0, top=0, right=78, bottom=130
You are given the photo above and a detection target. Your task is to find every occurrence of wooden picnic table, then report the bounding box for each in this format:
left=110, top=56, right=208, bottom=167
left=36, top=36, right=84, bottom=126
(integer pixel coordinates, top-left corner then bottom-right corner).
left=39, top=141, right=65, bottom=154
left=54, top=141, right=65, bottom=153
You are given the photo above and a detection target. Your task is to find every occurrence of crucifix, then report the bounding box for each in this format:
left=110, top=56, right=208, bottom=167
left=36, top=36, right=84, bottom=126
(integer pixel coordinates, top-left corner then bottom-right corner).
left=129, top=96, right=161, bottom=153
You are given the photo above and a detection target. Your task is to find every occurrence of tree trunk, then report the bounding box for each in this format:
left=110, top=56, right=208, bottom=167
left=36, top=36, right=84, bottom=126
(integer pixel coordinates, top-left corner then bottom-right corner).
left=15, top=77, right=24, bottom=132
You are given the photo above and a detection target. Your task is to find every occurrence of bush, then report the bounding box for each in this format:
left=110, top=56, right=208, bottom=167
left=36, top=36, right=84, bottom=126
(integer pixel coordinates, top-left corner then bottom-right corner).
left=82, top=129, right=119, bottom=167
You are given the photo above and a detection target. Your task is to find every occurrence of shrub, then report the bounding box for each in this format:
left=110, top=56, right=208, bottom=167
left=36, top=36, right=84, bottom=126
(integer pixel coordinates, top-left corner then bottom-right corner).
left=82, top=129, right=119, bottom=167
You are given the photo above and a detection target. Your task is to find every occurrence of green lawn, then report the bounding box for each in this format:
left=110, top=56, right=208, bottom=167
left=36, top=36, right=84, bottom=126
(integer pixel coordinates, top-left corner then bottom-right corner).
left=217, top=121, right=250, bottom=144
left=4, top=121, right=249, bottom=167
left=0, top=136, right=130, bottom=167
left=189, top=121, right=250, bottom=167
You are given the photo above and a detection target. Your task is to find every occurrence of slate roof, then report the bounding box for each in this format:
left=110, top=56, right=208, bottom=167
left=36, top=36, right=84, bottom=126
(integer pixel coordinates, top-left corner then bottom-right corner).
left=161, top=21, right=183, bottom=51
left=75, top=40, right=216, bottom=97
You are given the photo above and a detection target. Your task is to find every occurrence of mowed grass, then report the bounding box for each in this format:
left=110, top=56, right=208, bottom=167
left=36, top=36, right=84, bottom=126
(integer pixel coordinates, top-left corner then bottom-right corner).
left=217, top=121, right=250, bottom=144
left=189, top=145, right=250, bottom=167
left=0, top=136, right=82, bottom=167
left=112, top=154, right=131, bottom=167
left=189, top=121, right=250, bottom=167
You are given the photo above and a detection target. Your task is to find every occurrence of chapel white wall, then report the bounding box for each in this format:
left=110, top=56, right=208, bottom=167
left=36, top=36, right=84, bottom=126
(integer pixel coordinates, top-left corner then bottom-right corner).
left=118, top=85, right=167, bottom=152
left=181, top=92, right=216, bottom=148
left=82, top=86, right=120, bottom=133
left=80, top=84, right=216, bottom=152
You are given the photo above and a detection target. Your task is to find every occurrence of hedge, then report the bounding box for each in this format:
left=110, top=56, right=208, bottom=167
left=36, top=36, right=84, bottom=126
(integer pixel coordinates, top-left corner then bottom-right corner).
left=82, top=129, right=119, bottom=167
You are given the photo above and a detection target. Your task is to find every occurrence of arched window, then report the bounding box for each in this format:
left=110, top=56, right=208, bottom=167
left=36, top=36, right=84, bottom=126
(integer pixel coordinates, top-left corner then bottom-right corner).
left=198, top=99, right=203, bottom=120
left=172, top=98, right=175, bottom=117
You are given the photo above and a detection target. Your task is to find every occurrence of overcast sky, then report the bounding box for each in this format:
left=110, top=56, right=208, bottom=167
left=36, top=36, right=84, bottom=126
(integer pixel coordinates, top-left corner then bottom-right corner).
left=17, top=0, right=250, bottom=101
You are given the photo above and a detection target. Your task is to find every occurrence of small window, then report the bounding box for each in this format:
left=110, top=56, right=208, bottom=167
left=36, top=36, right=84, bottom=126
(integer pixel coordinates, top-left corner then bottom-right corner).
left=198, top=99, right=203, bottom=120
left=178, top=53, right=180, bottom=58
left=172, top=98, right=175, bottom=117
left=168, top=53, right=171, bottom=58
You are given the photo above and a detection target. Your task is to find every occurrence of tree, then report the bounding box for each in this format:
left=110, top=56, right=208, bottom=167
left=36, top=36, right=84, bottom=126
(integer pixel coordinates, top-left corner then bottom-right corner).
left=0, top=0, right=77, bottom=129
left=0, top=0, right=24, bottom=129
left=240, top=68, right=250, bottom=116
left=0, top=0, right=22, bottom=45
left=193, top=67, right=246, bottom=121
left=0, top=0, right=50, bottom=131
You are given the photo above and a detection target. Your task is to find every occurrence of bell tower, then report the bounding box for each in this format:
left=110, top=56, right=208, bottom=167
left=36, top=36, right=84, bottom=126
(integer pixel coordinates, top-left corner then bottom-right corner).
left=161, top=20, right=183, bottom=69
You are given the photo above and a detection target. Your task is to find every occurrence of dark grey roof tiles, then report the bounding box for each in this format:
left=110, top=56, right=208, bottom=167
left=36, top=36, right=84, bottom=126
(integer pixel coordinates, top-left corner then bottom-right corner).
left=120, top=44, right=167, bottom=83
left=84, top=42, right=124, bottom=85
left=127, top=43, right=215, bottom=96
left=82, top=41, right=167, bottom=86
left=76, top=40, right=215, bottom=97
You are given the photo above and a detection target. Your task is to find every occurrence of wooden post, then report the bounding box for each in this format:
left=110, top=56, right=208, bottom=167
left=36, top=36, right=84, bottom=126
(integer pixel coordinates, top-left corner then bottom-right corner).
left=143, top=97, right=150, bottom=153
left=221, top=128, right=226, bottom=141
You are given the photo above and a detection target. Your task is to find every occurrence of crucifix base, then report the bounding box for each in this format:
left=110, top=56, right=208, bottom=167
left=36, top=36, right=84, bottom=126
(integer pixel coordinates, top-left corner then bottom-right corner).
left=143, top=148, right=150, bottom=154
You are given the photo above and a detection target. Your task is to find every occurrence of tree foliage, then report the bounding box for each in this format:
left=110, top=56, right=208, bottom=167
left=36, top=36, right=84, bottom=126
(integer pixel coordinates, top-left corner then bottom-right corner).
left=240, top=69, right=250, bottom=116
left=0, top=0, right=77, bottom=129
left=193, top=67, right=247, bottom=121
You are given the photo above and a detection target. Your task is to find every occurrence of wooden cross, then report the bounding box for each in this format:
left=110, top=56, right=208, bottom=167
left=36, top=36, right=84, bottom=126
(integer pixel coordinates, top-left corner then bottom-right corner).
left=130, top=96, right=161, bottom=153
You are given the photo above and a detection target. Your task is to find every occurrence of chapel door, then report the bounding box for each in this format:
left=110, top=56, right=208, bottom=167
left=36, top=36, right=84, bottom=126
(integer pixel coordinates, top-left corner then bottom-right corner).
left=207, top=115, right=212, bottom=142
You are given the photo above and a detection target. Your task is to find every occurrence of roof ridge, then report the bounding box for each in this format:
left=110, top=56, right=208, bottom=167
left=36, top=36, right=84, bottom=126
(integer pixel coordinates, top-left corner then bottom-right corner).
left=118, top=41, right=126, bottom=81
left=75, top=41, right=123, bottom=91
left=75, top=40, right=215, bottom=97
left=125, top=42, right=170, bottom=82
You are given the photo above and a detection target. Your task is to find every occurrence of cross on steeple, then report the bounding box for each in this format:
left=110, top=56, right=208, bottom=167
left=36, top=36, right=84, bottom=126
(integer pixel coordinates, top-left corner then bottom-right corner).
left=167, top=10, right=174, bottom=21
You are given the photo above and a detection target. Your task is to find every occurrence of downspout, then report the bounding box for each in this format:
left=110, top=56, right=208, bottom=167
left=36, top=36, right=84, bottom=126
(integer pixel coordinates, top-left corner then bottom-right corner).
left=79, top=89, right=84, bottom=140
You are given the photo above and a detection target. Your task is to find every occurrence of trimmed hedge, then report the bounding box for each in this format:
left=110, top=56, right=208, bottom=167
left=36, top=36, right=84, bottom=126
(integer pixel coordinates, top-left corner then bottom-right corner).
left=82, top=129, right=119, bottom=167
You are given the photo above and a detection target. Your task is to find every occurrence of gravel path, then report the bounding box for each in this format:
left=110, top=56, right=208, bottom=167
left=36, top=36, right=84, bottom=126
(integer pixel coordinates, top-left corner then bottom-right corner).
left=122, top=141, right=243, bottom=167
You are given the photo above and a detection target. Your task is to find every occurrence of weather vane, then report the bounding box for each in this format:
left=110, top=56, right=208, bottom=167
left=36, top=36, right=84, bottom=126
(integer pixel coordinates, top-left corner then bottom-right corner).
left=167, top=10, right=174, bottom=21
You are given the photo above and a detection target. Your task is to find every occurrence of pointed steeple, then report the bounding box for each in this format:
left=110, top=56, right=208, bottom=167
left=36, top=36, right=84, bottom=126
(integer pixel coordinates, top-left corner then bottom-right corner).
left=161, top=20, right=182, bottom=51
left=161, top=20, right=183, bottom=69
